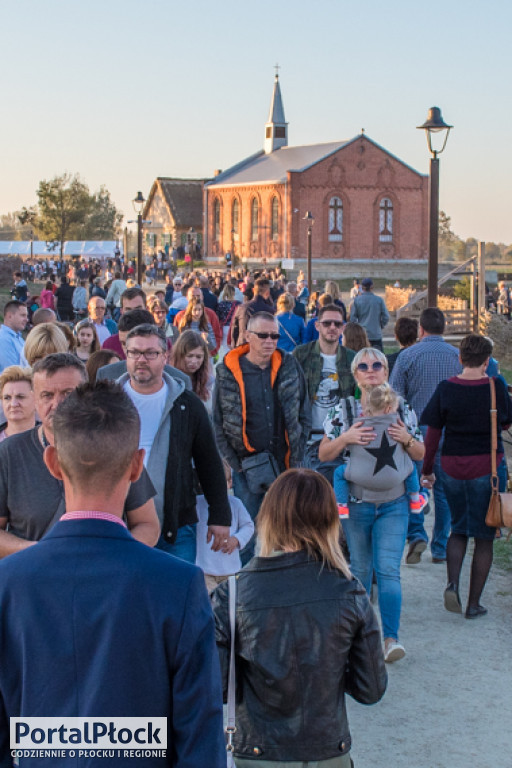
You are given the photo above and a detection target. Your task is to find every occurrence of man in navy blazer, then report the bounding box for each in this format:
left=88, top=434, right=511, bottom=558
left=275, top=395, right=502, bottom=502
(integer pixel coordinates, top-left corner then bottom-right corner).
left=0, top=382, right=226, bottom=768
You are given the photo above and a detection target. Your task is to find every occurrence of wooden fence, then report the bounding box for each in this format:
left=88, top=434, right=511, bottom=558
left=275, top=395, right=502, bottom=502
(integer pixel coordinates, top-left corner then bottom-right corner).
left=396, top=306, right=475, bottom=334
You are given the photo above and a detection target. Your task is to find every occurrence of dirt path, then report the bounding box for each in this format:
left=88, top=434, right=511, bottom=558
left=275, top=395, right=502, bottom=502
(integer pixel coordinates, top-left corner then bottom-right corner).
left=346, top=512, right=512, bottom=768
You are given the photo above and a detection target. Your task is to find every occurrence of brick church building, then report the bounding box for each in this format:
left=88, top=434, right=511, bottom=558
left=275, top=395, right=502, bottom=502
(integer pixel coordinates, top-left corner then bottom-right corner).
left=204, top=75, right=429, bottom=265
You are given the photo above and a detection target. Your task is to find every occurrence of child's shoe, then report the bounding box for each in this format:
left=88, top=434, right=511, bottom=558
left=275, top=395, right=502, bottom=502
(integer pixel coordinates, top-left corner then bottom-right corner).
left=409, top=492, right=428, bottom=514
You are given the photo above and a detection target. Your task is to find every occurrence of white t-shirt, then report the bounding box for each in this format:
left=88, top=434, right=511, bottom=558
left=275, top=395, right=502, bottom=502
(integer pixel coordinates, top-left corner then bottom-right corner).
left=311, top=353, right=341, bottom=433
left=123, top=380, right=168, bottom=466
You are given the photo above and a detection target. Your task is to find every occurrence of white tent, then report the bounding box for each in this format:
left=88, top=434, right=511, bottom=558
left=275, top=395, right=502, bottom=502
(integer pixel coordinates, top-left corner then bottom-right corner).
left=0, top=241, right=121, bottom=259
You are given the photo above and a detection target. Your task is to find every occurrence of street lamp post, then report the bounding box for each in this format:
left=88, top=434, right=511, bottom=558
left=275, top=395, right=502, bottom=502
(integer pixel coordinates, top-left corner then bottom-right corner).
left=303, top=212, right=315, bottom=295
left=188, top=227, right=196, bottom=273
left=417, top=107, right=452, bottom=308
left=132, top=191, right=146, bottom=286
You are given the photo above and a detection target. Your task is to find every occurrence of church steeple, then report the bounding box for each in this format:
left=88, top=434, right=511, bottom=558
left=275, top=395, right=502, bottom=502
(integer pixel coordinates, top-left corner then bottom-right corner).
left=264, top=70, right=288, bottom=154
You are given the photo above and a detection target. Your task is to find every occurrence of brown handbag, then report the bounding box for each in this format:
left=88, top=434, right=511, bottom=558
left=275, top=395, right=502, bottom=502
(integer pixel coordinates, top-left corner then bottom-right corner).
left=485, top=377, right=512, bottom=530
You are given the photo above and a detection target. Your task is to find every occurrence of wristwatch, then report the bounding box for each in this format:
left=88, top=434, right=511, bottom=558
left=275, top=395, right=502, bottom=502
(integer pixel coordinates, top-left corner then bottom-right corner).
left=404, top=436, right=415, bottom=449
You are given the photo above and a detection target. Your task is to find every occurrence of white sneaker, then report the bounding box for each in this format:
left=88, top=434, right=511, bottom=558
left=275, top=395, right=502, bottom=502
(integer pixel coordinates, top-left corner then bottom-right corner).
left=384, top=642, right=406, bottom=663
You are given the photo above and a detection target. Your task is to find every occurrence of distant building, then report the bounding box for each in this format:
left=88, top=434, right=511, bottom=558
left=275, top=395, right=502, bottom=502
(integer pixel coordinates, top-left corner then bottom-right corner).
left=204, top=76, right=428, bottom=264
left=143, top=178, right=207, bottom=254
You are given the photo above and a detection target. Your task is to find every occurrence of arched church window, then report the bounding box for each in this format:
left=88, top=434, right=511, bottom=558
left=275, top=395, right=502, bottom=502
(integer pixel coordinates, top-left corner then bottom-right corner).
left=379, top=198, right=393, bottom=242
left=232, top=199, right=239, bottom=238
left=214, top=199, right=221, bottom=242
left=328, top=197, right=343, bottom=242
left=271, top=197, right=279, bottom=241
left=251, top=199, right=259, bottom=241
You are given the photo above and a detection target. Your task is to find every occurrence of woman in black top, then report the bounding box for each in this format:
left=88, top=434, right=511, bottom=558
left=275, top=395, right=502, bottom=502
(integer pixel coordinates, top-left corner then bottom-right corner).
left=421, top=334, right=512, bottom=619
left=212, top=469, right=387, bottom=767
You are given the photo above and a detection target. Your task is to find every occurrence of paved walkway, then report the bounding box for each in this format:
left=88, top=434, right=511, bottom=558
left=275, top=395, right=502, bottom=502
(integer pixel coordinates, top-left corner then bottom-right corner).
left=347, top=512, right=512, bottom=768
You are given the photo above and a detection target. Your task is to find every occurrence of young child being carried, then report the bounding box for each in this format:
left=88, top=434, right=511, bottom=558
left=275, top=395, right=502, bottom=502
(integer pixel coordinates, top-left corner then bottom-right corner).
left=196, top=462, right=255, bottom=594
left=334, top=383, right=428, bottom=518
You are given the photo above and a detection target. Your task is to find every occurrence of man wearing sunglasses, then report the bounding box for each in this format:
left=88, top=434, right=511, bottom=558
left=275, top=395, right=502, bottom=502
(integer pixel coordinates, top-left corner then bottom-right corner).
left=214, top=312, right=310, bottom=563
left=294, top=304, right=355, bottom=482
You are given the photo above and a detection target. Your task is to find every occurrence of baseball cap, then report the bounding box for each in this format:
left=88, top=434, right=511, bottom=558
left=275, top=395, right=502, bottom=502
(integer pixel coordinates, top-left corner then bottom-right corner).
left=361, top=278, right=373, bottom=288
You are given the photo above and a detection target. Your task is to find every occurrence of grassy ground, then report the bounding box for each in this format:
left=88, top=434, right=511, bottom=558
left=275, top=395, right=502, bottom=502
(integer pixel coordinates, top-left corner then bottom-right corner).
left=494, top=538, right=512, bottom=572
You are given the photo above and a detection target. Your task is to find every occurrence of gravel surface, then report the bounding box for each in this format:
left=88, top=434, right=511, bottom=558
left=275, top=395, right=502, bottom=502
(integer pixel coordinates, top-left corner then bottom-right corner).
left=347, top=512, right=512, bottom=768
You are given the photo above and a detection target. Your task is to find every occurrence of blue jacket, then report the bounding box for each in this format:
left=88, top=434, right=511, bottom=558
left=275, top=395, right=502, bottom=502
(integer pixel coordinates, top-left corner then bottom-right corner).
left=0, top=519, right=226, bottom=768
left=276, top=311, right=305, bottom=352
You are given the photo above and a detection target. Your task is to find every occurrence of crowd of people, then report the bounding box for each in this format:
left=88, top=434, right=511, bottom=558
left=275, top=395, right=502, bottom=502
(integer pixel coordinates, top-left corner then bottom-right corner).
left=0, top=258, right=510, bottom=767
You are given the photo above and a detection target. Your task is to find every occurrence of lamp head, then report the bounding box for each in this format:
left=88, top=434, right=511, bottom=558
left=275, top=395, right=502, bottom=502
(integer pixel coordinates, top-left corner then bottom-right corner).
left=417, top=107, right=452, bottom=157
left=303, top=211, right=315, bottom=227
left=132, top=191, right=145, bottom=215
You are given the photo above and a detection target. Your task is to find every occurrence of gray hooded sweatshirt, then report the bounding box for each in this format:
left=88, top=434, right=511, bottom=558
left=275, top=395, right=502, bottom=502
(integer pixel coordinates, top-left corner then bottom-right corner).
left=117, top=371, right=185, bottom=525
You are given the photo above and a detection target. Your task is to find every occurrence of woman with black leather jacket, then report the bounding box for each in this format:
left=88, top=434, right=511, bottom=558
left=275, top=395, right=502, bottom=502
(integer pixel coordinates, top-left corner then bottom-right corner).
left=212, top=469, right=387, bottom=768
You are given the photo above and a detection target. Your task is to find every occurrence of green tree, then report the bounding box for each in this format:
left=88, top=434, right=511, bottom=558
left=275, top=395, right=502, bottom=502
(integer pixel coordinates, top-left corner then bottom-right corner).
left=82, top=186, right=123, bottom=240
left=37, top=173, right=92, bottom=255
left=35, top=173, right=123, bottom=255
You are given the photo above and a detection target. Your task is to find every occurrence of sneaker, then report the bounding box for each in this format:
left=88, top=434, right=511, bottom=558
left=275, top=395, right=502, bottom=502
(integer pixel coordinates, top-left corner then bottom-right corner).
left=337, top=504, right=349, bottom=519
left=406, top=539, right=427, bottom=565
left=410, top=492, right=429, bottom=514
left=384, top=641, right=406, bottom=663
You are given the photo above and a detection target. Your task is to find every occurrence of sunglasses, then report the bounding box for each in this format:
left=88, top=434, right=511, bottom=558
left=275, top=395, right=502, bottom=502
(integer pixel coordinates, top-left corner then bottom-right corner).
left=319, top=320, right=343, bottom=328
left=249, top=331, right=280, bottom=340
left=356, top=361, right=385, bottom=372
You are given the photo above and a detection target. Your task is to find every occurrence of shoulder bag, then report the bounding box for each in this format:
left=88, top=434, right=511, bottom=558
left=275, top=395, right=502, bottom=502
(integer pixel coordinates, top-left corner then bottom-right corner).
left=277, top=315, right=298, bottom=348
left=485, top=377, right=512, bottom=531
left=225, top=575, right=237, bottom=768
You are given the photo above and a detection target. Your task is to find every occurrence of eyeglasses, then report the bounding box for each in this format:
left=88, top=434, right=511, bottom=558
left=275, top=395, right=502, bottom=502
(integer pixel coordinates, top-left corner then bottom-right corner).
left=319, top=320, right=343, bottom=328
left=153, top=310, right=167, bottom=315
left=126, top=349, right=163, bottom=360
left=249, top=331, right=280, bottom=340
left=356, top=361, right=385, bottom=372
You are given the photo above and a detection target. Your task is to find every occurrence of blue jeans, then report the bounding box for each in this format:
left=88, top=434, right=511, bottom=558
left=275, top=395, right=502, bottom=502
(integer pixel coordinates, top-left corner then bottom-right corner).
left=156, top=524, right=197, bottom=563
left=343, top=495, right=409, bottom=640
left=408, top=426, right=451, bottom=559
left=232, top=471, right=265, bottom=565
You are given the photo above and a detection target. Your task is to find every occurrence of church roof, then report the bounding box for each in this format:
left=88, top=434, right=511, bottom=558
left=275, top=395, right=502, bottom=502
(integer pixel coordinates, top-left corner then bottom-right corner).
left=145, top=178, right=206, bottom=228
left=205, top=134, right=427, bottom=189
left=206, top=140, right=349, bottom=188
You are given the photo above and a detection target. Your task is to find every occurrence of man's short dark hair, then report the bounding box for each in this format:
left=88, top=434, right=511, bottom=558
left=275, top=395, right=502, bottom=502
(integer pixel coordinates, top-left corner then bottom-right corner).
left=52, top=381, right=140, bottom=492
left=32, top=352, right=88, bottom=381
left=317, top=304, right=344, bottom=322
left=121, top=287, right=146, bottom=308
left=60, top=276, right=68, bottom=284
left=3, top=300, right=25, bottom=316
left=420, top=307, right=445, bottom=335
left=459, top=334, right=493, bottom=368
left=394, top=317, right=418, bottom=347
left=247, top=312, right=276, bottom=331
left=254, top=278, right=270, bottom=293
left=14, top=272, right=22, bottom=278
left=118, top=309, right=154, bottom=332
left=125, top=324, right=166, bottom=352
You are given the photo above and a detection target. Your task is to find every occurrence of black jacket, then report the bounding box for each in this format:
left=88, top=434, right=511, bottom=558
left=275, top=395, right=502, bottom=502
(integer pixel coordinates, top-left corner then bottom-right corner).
left=162, top=390, right=231, bottom=543
left=212, top=551, right=387, bottom=762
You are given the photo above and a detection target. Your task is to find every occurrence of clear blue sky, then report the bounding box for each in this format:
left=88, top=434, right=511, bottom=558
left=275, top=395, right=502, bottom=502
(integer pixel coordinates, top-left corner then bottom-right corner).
left=3, top=0, right=511, bottom=243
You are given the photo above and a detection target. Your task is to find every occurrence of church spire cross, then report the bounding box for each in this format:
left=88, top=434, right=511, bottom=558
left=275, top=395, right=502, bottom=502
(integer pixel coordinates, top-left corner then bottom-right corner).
left=274, top=62, right=280, bottom=78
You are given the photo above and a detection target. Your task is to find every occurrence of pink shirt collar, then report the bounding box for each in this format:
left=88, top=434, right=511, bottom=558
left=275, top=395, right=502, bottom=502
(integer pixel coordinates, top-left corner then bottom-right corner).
left=60, top=511, right=127, bottom=528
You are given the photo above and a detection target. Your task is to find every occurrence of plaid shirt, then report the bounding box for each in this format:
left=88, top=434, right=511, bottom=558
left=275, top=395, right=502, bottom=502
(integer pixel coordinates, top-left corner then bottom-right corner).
left=389, top=335, right=462, bottom=420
